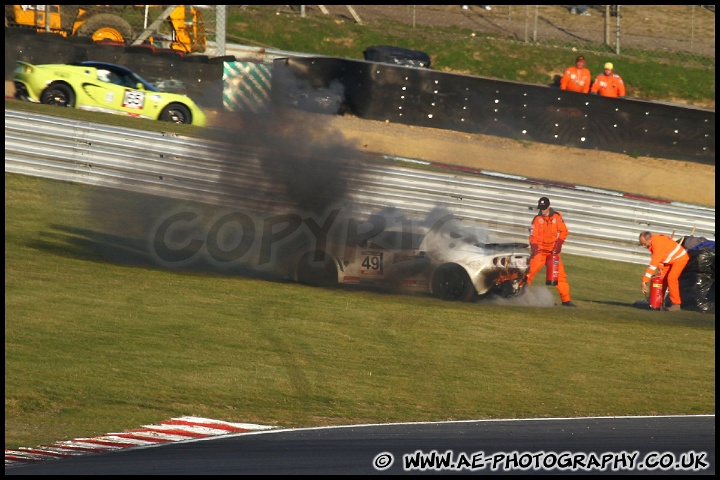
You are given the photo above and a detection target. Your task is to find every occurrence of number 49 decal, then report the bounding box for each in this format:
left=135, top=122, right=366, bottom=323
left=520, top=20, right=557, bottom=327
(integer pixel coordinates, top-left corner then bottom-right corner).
left=360, top=253, right=383, bottom=275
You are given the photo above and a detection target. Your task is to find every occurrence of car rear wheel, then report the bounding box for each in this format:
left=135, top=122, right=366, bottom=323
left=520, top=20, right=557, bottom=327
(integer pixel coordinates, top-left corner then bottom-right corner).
left=295, top=251, right=337, bottom=287
left=160, top=103, right=192, bottom=124
left=432, top=264, right=477, bottom=302
left=40, top=83, right=75, bottom=108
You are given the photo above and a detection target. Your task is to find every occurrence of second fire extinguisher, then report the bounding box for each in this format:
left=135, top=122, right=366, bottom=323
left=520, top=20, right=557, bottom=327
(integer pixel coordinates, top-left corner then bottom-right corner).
left=648, top=276, right=665, bottom=310
left=546, top=252, right=559, bottom=285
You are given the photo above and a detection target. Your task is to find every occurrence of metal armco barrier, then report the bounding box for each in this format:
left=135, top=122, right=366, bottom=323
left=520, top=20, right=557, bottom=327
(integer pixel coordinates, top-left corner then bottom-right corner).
left=5, top=109, right=715, bottom=265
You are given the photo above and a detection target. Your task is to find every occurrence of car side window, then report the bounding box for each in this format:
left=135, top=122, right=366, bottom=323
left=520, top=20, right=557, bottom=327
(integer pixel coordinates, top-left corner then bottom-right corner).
left=117, top=72, right=138, bottom=89
left=109, top=73, right=123, bottom=86
left=97, top=69, right=123, bottom=86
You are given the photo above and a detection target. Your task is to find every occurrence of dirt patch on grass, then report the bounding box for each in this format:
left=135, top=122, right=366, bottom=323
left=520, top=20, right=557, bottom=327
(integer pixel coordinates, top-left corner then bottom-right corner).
left=322, top=113, right=715, bottom=208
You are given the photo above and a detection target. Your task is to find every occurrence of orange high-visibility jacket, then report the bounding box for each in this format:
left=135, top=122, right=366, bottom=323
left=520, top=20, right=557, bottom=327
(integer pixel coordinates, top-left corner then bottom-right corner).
left=560, top=66, right=592, bottom=93
left=591, top=73, right=626, bottom=97
left=642, top=233, right=688, bottom=283
left=529, top=210, right=568, bottom=252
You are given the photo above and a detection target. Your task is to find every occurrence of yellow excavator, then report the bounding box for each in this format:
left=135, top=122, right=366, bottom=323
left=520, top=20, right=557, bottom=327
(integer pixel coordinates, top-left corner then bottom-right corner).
left=5, top=5, right=206, bottom=53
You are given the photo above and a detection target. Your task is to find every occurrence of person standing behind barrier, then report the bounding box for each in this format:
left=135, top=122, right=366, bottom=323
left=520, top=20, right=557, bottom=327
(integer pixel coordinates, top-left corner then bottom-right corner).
left=524, top=196, right=576, bottom=307
left=560, top=55, right=592, bottom=94
left=591, top=62, right=626, bottom=98
left=638, top=231, right=689, bottom=312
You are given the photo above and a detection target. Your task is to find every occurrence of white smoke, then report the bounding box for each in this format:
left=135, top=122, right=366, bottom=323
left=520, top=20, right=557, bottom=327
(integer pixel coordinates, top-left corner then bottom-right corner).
left=480, top=284, right=557, bottom=307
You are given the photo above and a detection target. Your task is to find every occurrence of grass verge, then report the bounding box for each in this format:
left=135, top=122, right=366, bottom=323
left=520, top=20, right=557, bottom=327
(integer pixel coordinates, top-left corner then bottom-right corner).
left=5, top=172, right=715, bottom=449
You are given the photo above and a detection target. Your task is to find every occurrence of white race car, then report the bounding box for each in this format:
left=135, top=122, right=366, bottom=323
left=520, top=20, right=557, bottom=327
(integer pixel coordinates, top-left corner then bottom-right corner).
left=289, top=223, right=529, bottom=302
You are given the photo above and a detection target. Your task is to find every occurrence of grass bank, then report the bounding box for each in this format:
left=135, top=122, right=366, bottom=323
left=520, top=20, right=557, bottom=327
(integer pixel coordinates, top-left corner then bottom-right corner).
left=5, top=172, right=715, bottom=449
left=225, top=5, right=715, bottom=109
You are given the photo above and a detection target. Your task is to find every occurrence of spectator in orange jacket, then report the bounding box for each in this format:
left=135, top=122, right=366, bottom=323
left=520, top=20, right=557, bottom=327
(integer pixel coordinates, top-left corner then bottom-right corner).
left=591, top=62, right=626, bottom=98
left=560, top=55, right=592, bottom=93
left=638, top=231, right=689, bottom=312
left=524, top=196, right=575, bottom=307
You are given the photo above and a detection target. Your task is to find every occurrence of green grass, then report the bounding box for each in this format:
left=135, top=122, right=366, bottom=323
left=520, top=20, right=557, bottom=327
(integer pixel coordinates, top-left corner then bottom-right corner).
left=5, top=172, right=715, bottom=449
left=224, top=6, right=715, bottom=109
left=4, top=6, right=716, bottom=449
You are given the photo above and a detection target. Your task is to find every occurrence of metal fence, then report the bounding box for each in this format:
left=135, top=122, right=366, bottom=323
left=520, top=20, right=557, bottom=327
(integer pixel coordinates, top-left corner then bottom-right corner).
left=5, top=109, right=714, bottom=267
left=281, top=5, right=716, bottom=65
left=5, top=6, right=715, bottom=65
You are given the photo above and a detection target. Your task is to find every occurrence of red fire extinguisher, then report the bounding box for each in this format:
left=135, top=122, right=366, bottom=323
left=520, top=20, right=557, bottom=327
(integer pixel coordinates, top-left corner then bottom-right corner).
left=546, top=253, right=559, bottom=286
left=648, top=276, right=665, bottom=310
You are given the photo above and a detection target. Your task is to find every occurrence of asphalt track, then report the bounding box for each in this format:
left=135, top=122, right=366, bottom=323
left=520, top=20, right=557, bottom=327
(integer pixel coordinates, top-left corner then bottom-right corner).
left=5, top=415, right=714, bottom=475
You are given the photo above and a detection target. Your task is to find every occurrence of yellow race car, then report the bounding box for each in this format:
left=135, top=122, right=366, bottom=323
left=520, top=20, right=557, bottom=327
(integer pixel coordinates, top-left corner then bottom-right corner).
left=13, top=60, right=207, bottom=127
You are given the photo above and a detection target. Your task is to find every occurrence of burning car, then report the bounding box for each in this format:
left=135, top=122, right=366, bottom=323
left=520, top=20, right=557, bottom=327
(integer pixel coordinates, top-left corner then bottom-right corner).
left=289, top=222, right=530, bottom=302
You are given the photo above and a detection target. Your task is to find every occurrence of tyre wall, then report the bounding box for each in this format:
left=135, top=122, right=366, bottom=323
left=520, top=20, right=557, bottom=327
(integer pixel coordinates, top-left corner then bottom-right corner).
left=271, top=57, right=715, bottom=165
